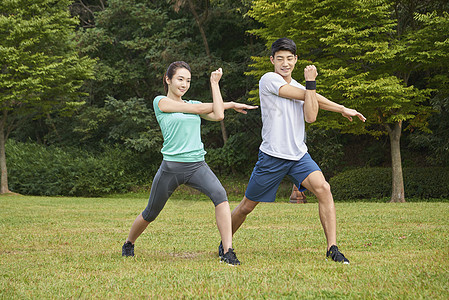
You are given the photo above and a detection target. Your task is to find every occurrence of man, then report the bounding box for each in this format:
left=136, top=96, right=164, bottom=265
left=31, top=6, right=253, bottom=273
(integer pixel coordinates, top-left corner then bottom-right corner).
left=220, top=37, right=366, bottom=264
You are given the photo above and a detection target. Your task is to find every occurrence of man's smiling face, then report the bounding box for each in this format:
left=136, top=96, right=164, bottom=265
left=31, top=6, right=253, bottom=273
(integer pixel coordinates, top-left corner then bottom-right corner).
left=270, top=50, right=298, bottom=81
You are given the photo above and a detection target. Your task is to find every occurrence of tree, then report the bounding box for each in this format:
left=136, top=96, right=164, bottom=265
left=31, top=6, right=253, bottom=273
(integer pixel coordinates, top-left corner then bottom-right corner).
left=70, top=0, right=106, bottom=29
left=11, top=0, right=264, bottom=178
left=0, top=0, right=94, bottom=193
left=403, top=3, right=449, bottom=167
left=247, top=0, right=448, bottom=202
left=171, top=0, right=233, bottom=143
left=64, top=0, right=203, bottom=155
left=64, top=0, right=264, bottom=162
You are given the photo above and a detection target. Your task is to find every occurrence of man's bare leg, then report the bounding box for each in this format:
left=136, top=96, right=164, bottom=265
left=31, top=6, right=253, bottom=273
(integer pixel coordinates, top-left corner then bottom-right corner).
left=230, top=196, right=259, bottom=235
left=301, top=171, right=337, bottom=250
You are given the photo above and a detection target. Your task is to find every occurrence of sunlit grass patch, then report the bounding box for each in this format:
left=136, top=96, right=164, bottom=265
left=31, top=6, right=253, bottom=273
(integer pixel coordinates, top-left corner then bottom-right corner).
left=1, top=195, right=448, bottom=299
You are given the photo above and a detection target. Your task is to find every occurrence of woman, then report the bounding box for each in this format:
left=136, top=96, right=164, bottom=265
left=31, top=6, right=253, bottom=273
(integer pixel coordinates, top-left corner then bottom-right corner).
left=122, top=61, right=257, bottom=265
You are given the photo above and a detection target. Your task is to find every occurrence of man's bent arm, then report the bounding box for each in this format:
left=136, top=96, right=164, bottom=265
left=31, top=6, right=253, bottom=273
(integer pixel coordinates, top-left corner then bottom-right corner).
left=278, top=85, right=341, bottom=112
left=302, top=65, right=319, bottom=123
left=278, top=84, right=366, bottom=122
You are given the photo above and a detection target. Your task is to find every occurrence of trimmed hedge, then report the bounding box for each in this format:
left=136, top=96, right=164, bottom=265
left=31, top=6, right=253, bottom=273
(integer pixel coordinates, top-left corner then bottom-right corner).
left=7, top=140, right=151, bottom=197
left=330, top=167, right=449, bottom=201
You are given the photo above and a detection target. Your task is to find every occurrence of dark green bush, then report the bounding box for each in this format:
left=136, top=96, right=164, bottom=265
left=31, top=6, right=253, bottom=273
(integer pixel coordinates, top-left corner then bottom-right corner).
left=7, top=140, right=154, bottom=196
left=403, top=167, right=449, bottom=199
left=306, top=128, right=344, bottom=177
left=330, top=167, right=449, bottom=201
left=206, top=132, right=259, bottom=175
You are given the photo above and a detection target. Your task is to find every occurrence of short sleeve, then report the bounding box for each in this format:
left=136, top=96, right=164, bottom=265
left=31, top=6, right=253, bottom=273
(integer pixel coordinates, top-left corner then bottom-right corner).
left=153, top=95, right=165, bottom=115
left=259, top=72, right=288, bottom=96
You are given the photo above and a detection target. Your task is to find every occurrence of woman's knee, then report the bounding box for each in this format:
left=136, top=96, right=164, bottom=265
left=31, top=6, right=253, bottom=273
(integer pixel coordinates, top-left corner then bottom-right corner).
left=210, top=184, right=228, bottom=207
left=141, top=209, right=158, bottom=222
left=211, top=186, right=227, bottom=206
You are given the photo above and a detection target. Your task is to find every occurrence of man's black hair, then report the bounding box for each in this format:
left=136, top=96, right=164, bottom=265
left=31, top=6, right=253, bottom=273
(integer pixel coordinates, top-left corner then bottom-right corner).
left=271, top=38, right=297, bottom=57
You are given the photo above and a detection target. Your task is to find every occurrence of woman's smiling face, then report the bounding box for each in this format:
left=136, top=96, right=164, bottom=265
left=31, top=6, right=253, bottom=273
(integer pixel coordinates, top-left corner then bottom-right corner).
left=166, top=67, right=191, bottom=98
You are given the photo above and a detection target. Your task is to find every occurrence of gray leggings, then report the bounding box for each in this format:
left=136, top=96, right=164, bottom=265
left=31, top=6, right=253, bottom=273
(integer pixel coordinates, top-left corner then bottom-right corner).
left=141, top=160, right=228, bottom=222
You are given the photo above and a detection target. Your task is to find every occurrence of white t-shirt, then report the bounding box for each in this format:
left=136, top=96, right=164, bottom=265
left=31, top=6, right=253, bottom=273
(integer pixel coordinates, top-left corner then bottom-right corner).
left=259, top=72, right=308, bottom=161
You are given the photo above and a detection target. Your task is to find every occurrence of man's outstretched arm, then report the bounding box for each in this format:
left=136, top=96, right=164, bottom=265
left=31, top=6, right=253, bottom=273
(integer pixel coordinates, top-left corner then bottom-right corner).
left=278, top=85, right=366, bottom=122
left=316, top=94, right=366, bottom=122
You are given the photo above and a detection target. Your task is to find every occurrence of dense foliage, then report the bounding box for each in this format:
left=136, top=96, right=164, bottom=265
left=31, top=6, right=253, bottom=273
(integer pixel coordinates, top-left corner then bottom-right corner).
left=3, top=0, right=449, bottom=198
left=7, top=140, right=153, bottom=196
left=330, top=167, right=449, bottom=201
left=247, top=0, right=449, bottom=201
left=0, top=0, right=95, bottom=192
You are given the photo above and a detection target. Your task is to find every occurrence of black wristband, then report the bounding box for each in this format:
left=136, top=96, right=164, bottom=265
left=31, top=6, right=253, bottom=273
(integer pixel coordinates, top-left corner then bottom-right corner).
left=306, top=81, right=316, bottom=90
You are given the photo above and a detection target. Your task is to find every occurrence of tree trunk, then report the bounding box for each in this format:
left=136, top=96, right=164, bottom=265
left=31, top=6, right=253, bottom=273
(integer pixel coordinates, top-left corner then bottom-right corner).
left=186, top=0, right=228, bottom=143
left=187, top=0, right=211, bottom=57
left=0, top=110, right=10, bottom=194
left=388, top=121, right=405, bottom=202
left=220, top=120, right=228, bottom=144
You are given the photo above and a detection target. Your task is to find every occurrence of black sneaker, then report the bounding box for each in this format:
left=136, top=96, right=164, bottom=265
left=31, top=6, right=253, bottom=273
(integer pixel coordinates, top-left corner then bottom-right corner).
left=218, top=241, right=224, bottom=258
left=122, top=241, right=134, bottom=257
left=326, top=245, right=349, bottom=264
left=221, top=248, right=241, bottom=266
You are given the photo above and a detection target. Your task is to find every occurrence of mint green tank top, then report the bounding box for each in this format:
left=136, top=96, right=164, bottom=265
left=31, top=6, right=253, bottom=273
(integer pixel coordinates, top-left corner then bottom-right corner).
left=153, top=95, right=206, bottom=162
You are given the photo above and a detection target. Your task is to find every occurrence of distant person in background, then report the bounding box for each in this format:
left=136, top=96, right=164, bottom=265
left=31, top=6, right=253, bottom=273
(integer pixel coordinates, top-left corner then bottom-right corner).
left=122, top=61, right=257, bottom=266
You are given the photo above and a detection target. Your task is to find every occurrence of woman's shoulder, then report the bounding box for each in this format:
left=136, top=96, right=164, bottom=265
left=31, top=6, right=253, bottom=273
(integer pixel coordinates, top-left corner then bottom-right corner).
left=153, top=95, right=167, bottom=113
left=153, top=95, right=166, bottom=103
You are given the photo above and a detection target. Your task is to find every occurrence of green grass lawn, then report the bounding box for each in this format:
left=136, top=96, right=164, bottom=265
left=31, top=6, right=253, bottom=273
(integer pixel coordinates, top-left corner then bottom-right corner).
left=1, top=194, right=448, bottom=299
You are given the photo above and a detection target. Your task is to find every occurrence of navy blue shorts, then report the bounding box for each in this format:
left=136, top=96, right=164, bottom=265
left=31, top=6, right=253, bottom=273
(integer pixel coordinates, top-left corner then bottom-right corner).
left=245, top=151, right=321, bottom=202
